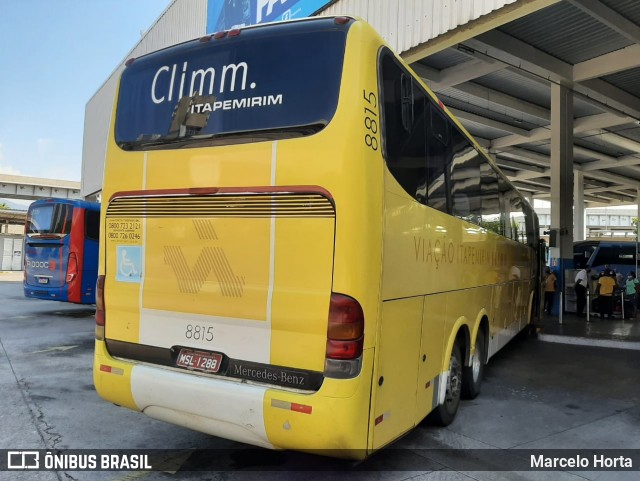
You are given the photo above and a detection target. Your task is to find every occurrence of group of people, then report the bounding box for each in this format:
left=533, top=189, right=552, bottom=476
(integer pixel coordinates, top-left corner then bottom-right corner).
left=596, top=267, right=637, bottom=318
left=543, top=265, right=640, bottom=318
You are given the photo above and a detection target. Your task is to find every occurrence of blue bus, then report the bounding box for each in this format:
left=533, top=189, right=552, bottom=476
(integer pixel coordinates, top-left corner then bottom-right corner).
left=573, top=240, right=639, bottom=277
left=24, top=198, right=100, bottom=304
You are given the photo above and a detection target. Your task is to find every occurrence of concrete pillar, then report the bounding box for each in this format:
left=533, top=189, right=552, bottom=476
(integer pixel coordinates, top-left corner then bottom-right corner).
left=574, top=170, right=585, bottom=241
left=549, top=82, right=574, bottom=315
left=637, top=189, right=640, bottom=275
left=637, top=188, right=640, bottom=239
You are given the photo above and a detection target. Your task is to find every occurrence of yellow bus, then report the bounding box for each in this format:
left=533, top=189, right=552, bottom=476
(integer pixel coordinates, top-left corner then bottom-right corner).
left=94, top=16, right=540, bottom=458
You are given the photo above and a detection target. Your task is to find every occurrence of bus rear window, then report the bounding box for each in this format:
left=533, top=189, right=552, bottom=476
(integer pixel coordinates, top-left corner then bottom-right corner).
left=115, top=24, right=347, bottom=150
left=26, top=204, right=72, bottom=236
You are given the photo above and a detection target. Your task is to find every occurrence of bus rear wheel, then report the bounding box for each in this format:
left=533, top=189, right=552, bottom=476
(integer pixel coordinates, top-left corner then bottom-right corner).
left=431, top=340, right=462, bottom=426
left=462, top=329, right=485, bottom=399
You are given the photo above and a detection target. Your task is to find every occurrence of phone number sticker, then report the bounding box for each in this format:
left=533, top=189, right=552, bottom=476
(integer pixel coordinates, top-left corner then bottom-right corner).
left=107, top=218, right=142, bottom=245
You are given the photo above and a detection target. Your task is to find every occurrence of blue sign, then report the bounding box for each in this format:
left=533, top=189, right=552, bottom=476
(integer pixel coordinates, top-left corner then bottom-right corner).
left=207, top=0, right=333, bottom=32
left=116, top=246, right=142, bottom=283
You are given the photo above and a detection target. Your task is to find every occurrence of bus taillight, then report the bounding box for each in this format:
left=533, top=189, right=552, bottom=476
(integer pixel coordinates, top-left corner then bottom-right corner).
left=326, top=338, right=364, bottom=360
left=324, top=293, right=364, bottom=379
left=327, top=293, right=364, bottom=340
left=95, top=276, right=106, bottom=339
left=66, top=253, right=78, bottom=283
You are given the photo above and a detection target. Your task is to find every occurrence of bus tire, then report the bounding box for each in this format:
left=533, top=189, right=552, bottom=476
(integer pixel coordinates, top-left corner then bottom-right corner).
left=431, top=340, right=462, bottom=426
left=462, top=329, right=485, bottom=400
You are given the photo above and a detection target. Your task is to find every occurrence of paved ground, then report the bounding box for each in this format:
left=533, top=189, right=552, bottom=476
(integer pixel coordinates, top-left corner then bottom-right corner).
left=1, top=278, right=639, bottom=480
left=539, top=312, right=640, bottom=344
left=0, top=270, right=23, bottom=282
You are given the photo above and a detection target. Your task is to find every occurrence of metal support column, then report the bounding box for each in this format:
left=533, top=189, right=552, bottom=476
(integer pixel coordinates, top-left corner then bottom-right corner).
left=549, top=82, right=574, bottom=316
left=574, top=170, right=585, bottom=241
left=636, top=188, right=640, bottom=276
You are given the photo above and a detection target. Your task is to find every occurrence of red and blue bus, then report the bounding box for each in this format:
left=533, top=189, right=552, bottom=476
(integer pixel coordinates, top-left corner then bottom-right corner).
left=24, top=198, right=100, bottom=304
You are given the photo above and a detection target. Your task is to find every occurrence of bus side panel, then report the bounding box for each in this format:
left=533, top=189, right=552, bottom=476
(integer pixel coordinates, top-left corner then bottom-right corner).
left=81, top=236, right=99, bottom=304
left=516, top=279, right=530, bottom=329
left=415, top=295, right=446, bottom=422
left=498, top=282, right=514, bottom=330
left=441, top=288, right=490, bottom=368
left=380, top=179, right=429, bottom=301
left=68, top=207, right=85, bottom=303
left=371, top=298, right=422, bottom=450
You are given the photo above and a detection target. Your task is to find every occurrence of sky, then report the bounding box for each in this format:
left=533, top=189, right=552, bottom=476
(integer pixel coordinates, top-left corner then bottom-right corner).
left=0, top=0, right=170, bottom=185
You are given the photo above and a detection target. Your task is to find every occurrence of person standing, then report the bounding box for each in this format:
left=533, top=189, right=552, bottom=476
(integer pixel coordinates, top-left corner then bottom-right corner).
left=597, top=269, right=617, bottom=318
left=544, top=267, right=557, bottom=315
left=624, top=271, right=639, bottom=318
left=574, top=267, right=591, bottom=316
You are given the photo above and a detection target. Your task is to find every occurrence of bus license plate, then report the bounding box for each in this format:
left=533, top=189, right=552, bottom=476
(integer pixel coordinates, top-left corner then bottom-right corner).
left=176, top=349, right=222, bottom=373
left=37, top=278, right=49, bottom=284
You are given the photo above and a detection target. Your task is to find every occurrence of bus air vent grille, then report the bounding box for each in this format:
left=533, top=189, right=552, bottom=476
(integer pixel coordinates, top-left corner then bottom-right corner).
left=106, top=193, right=335, bottom=218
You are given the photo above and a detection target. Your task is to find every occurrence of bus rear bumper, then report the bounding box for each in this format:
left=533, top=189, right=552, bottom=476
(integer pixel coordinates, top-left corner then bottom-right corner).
left=94, top=340, right=372, bottom=457
left=134, top=364, right=275, bottom=449
left=24, top=285, right=67, bottom=302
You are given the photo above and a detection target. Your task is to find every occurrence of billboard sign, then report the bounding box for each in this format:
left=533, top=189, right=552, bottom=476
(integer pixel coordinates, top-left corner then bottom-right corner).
left=207, top=0, right=333, bottom=32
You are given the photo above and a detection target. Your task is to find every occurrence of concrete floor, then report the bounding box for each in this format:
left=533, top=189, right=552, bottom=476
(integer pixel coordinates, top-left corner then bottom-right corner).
left=1, top=277, right=639, bottom=480
left=538, top=309, right=640, bottom=351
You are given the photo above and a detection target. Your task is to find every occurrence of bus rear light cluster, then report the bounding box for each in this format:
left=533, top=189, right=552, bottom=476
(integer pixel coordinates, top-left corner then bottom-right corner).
left=95, top=275, right=106, bottom=340
left=324, top=293, right=364, bottom=379
left=202, top=29, right=241, bottom=43
left=66, top=253, right=78, bottom=283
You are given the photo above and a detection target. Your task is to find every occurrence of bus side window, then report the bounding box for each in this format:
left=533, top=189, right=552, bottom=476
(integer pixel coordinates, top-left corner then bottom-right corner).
left=593, top=244, right=637, bottom=267
left=509, top=196, right=527, bottom=244
left=425, top=103, right=451, bottom=214
left=524, top=201, right=537, bottom=248
left=479, top=163, right=503, bottom=236
left=618, top=245, right=636, bottom=265
left=380, top=53, right=427, bottom=204
left=85, top=210, right=100, bottom=241
left=591, top=246, right=615, bottom=267
left=449, top=127, right=481, bottom=224
left=400, top=74, right=413, bottom=132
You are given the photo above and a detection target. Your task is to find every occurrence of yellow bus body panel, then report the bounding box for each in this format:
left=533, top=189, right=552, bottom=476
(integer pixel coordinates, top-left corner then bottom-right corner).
left=371, top=297, right=423, bottom=449
left=93, top=340, right=137, bottom=411
left=263, top=348, right=374, bottom=454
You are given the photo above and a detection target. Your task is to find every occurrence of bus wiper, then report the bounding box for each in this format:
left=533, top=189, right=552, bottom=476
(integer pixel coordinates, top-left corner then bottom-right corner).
left=167, top=95, right=216, bottom=139
left=125, top=137, right=169, bottom=149
left=220, top=124, right=326, bottom=141
left=122, top=123, right=327, bottom=150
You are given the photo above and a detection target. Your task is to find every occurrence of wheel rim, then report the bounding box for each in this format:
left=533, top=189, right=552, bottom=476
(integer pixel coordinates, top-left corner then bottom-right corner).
left=445, top=350, right=462, bottom=407
left=472, top=337, right=482, bottom=383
